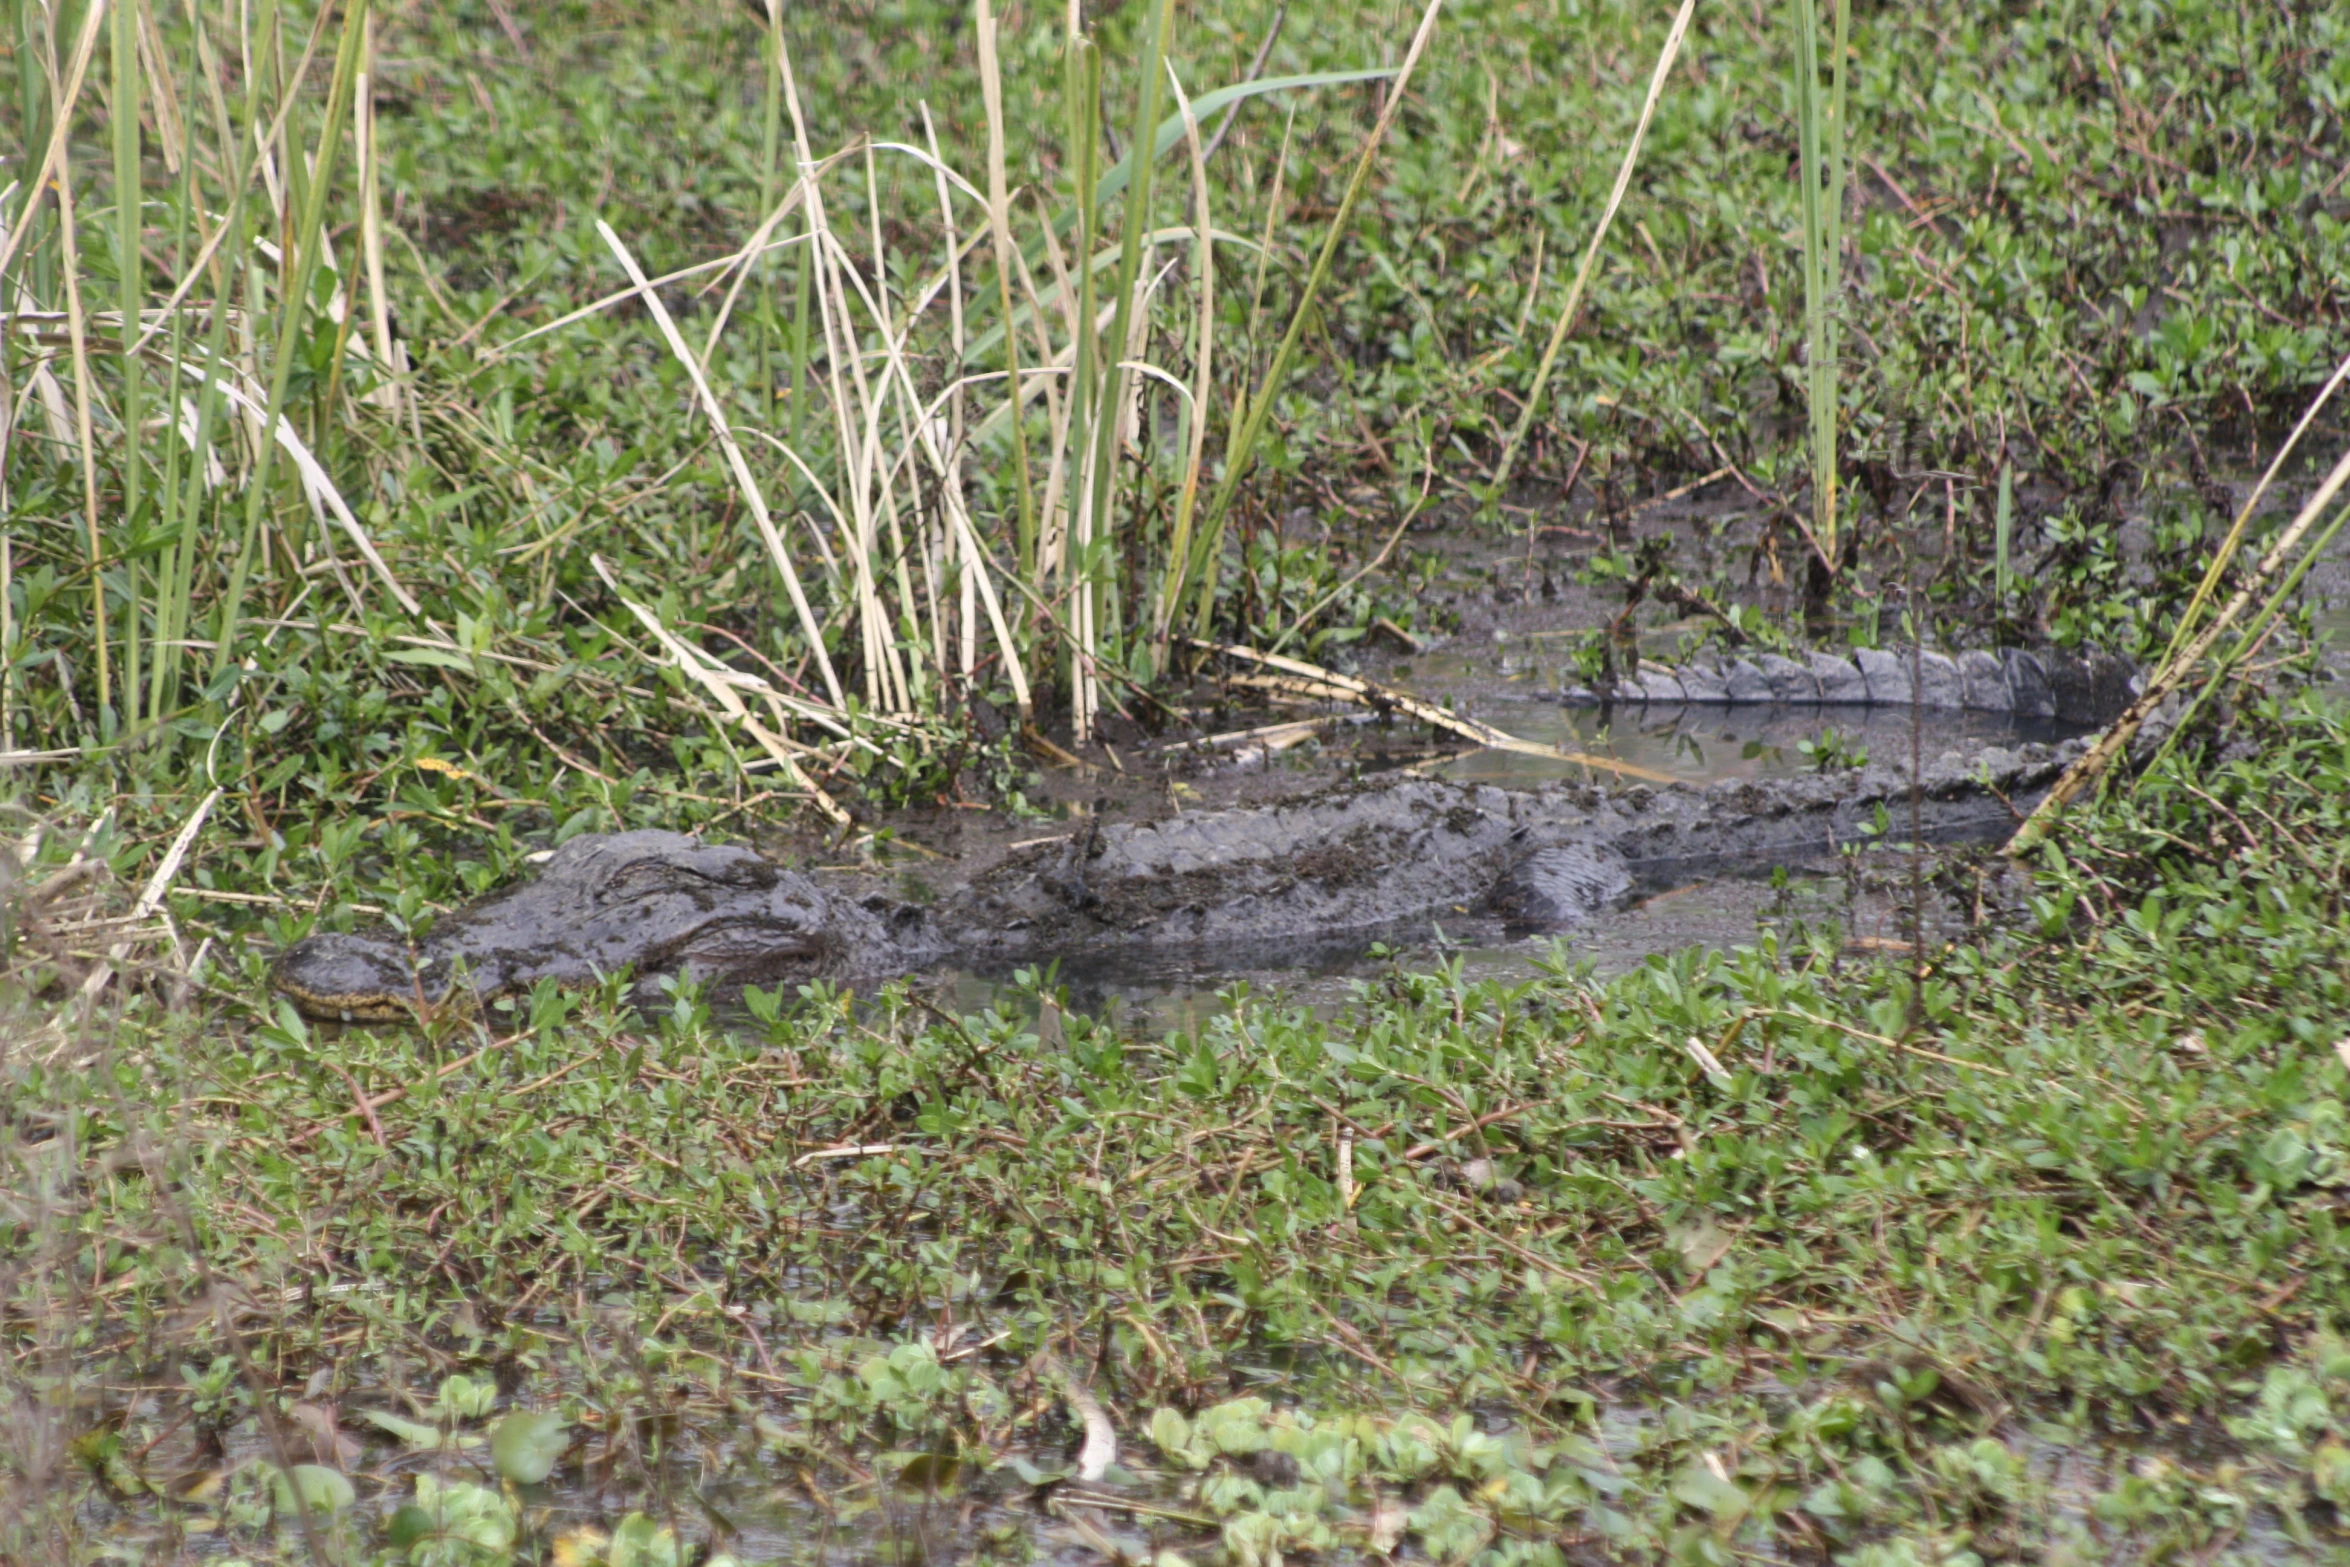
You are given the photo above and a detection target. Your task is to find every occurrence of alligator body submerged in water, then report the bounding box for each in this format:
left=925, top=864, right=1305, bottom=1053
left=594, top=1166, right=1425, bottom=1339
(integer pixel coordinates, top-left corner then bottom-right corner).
left=272, top=736, right=2087, bottom=1020
left=1566, top=646, right=2135, bottom=724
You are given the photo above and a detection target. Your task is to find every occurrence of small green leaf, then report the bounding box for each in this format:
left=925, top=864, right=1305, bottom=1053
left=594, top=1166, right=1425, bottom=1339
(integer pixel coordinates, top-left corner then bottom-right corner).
left=271, top=1463, right=355, bottom=1517
left=409, top=1476, right=517, bottom=1554
left=607, top=1512, right=682, bottom=1567
left=437, top=1373, right=498, bottom=1422
left=1149, top=1407, right=1194, bottom=1463
left=490, top=1410, right=569, bottom=1485
left=387, top=1503, right=435, bottom=1549
left=385, top=648, right=477, bottom=673
left=1671, top=1461, right=1750, bottom=1523
left=1199, top=1397, right=1273, bottom=1456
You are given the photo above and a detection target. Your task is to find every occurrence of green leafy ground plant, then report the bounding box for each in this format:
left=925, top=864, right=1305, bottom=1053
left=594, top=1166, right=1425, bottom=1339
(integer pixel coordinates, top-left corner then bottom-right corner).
left=11, top=700, right=2350, bottom=1560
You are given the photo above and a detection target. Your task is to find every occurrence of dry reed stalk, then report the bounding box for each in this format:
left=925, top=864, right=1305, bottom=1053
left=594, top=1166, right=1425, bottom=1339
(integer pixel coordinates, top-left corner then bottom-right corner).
left=854, top=339, right=1035, bottom=719
left=1191, top=640, right=1675, bottom=783
left=921, top=102, right=976, bottom=678
left=355, top=12, right=403, bottom=420
left=72, top=787, right=219, bottom=1019
left=595, top=221, right=845, bottom=711
left=591, top=556, right=852, bottom=825
left=173, top=356, right=418, bottom=614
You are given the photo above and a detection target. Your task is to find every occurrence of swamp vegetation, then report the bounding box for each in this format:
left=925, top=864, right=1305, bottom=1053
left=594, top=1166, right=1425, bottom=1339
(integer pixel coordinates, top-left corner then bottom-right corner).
left=7, top=0, right=2350, bottom=1560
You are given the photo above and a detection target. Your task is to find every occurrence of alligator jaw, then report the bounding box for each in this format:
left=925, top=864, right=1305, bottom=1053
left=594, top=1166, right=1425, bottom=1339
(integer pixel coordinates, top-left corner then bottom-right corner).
left=270, top=932, right=461, bottom=1023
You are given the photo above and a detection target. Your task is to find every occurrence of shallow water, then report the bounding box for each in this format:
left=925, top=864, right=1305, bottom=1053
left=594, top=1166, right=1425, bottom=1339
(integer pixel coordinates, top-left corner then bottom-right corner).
left=152, top=1371, right=2305, bottom=1567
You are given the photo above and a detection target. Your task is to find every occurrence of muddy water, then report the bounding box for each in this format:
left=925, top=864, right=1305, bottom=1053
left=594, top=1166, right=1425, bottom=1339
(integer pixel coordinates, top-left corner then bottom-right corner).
left=463, top=1404, right=2313, bottom=1567
left=169, top=1372, right=2304, bottom=1567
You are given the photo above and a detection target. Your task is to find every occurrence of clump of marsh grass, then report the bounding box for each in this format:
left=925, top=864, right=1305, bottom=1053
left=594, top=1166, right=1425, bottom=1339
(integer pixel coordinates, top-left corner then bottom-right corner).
left=1, top=0, right=1454, bottom=808
left=563, top=0, right=1444, bottom=751
left=2, top=0, right=419, bottom=753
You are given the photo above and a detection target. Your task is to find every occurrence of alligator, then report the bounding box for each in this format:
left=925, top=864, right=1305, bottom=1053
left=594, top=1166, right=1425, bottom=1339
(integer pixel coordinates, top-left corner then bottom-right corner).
left=1563, top=646, right=2136, bottom=727
left=272, top=736, right=2085, bottom=1021
left=271, top=831, right=941, bottom=1021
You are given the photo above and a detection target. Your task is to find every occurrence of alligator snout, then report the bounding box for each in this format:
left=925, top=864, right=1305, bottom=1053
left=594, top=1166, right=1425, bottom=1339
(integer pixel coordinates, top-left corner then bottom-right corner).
left=271, top=830, right=914, bottom=1021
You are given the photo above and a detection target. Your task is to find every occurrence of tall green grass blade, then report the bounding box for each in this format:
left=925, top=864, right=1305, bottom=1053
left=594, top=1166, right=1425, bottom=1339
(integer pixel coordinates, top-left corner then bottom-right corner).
left=976, top=0, right=1038, bottom=607
left=1086, top=68, right=1396, bottom=212
left=1066, top=26, right=1104, bottom=734
left=1993, top=460, right=2013, bottom=610
left=151, top=149, right=201, bottom=727
left=113, top=0, right=147, bottom=728
left=217, top=0, right=369, bottom=674
left=1079, top=0, right=1176, bottom=732
left=1189, top=0, right=1449, bottom=637
left=0, top=0, right=103, bottom=298
left=1490, top=0, right=1697, bottom=501
left=1149, top=61, right=1218, bottom=665
left=755, top=0, right=784, bottom=426
left=1792, top=0, right=1850, bottom=572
